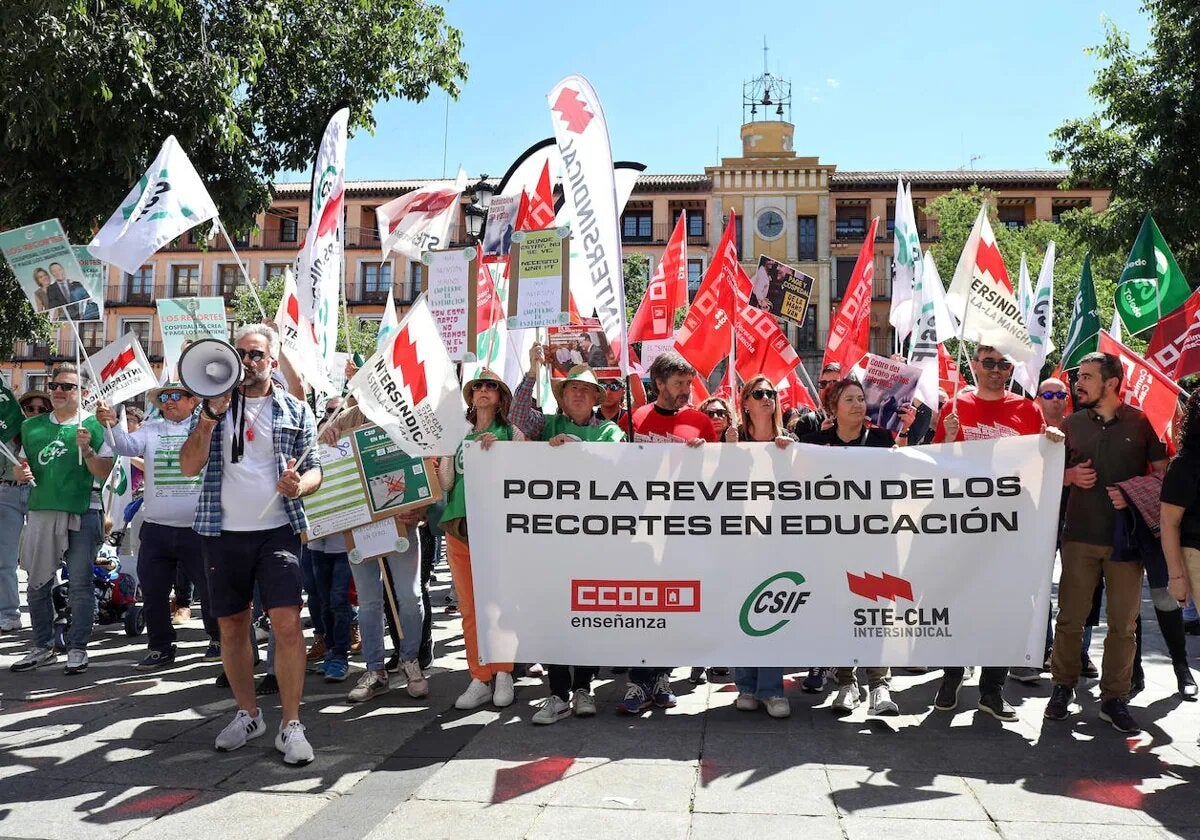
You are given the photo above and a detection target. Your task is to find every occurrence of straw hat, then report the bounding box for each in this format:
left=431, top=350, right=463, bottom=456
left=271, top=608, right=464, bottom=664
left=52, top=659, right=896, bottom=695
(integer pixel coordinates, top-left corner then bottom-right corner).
left=147, top=381, right=194, bottom=404
left=462, top=367, right=512, bottom=405
left=17, top=390, right=48, bottom=408
left=551, top=364, right=604, bottom=406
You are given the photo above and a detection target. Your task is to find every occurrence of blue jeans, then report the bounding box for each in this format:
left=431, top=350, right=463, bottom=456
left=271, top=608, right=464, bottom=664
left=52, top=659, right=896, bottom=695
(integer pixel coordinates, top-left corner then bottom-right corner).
left=300, top=547, right=325, bottom=639
left=309, top=549, right=352, bottom=661
left=0, top=483, right=29, bottom=623
left=734, top=667, right=785, bottom=699
left=27, top=509, right=103, bottom=650
left=348, top=530, right=423, bottom=670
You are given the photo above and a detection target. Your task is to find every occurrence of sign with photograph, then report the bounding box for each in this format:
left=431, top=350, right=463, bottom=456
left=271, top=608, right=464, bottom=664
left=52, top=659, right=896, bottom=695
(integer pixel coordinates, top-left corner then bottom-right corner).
left=72, top=246, right=106, bottom=321
left=507, top=228, right=570, bottom=329
left=750, top=255, right=814, bottom=327
left=546, top=317, right=620, bottom=379
left=422, top=247, right=478, bottom=361
left=0, top=219, right=101, bottom=321
left=156, top=297, right=228, bottom=375
left=303, top=423, right=442, bottom=540
left=860, top=353, right=922, bottom=433
left=481, top=194, right=520, bottom=261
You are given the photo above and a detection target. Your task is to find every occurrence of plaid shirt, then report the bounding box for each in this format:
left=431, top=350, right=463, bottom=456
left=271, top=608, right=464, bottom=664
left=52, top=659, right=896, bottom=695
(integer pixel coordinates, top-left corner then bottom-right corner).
left=191, top=388, right=320, bottom=537
left=510, top=374, right=613, bottom=440
left=1116, top=471, right=1165, bottom=537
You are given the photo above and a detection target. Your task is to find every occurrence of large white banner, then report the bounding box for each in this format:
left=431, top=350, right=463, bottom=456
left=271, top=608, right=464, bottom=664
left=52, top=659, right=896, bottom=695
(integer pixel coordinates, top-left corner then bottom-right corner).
left=466, top=438, right=1064, bottom=667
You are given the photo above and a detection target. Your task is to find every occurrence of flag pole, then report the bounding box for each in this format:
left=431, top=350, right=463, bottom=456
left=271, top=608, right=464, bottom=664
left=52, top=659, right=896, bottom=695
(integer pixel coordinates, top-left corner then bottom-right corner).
left=255, top=401, right=348, bottom=520
left=794, top=358, right=822, bottom=406
left=218, top=219, right=267, bottom=321
left=0, top=439, right=32, bottom=485
left=66, top=318, right=116, bottom=449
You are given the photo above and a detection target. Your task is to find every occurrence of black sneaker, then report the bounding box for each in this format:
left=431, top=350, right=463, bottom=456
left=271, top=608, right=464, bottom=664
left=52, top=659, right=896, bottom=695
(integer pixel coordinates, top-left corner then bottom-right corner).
left=256, top=673, right=280, bottom=696
left=1099, top=698, right=1140, bottom=734
left=384, top=652, right=401, bottom=673
left=934, top=672, right=963, bottom=711
left=1044, top=685, right=1074, bottom=720
left=1174, top=662, right=1198, bottom=700
left=202, top=641, right=222, bottom=661
left=1185, top=619, right=1200, bottom=636
left=977, top=691, right=1018, bottom=721
left=688, top=667, right=707, bottom=685
left=1080, top=655, right=1099, bottom=679
left=215, top=671, right=230, bottom=688
left=136, top=646, right=176, bottom=670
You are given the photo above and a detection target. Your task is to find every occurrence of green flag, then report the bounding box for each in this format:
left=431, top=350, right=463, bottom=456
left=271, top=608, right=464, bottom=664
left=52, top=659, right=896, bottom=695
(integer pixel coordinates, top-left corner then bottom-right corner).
left=0, top=378, right=24, bottom=445
left=1061, top=252, right=1101, bottom=369
left=1116, top=213, right=1191, bottom=334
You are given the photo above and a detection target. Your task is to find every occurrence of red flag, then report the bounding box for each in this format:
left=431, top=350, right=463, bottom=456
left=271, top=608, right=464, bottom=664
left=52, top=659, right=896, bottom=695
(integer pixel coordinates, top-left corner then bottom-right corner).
left=689, top=375, right=710, bottom=408
left=823, top=218, right=879, bottom=371
left=629, top=212, right=688, bottom=342
left=735, top=303, right=800, bottom=387
left=675, top=212, right=741, bottom=377
left=779, top=368, right=817, bottom=412
left=938, top=345, right=967, bottom=396
left=515, top=161, right=557, bottom=231
left=1147, top=287, right=1200, bottom=379
left=1099, top=332, right=1183, bottom=441
left=476, top=263, right=505, bottom=334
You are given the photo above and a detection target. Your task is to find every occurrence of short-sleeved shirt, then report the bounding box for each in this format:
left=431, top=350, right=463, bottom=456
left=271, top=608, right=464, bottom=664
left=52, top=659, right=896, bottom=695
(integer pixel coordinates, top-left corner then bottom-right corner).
left=632, top=404, right=716, bottom=443
left=802, top=426, right=894, bottom=448
left=933, top=391, right=1043, bottom=442
left=1161, top=452, right=1200, bottom=550
left=1062, top=404, right=1167, bottom=545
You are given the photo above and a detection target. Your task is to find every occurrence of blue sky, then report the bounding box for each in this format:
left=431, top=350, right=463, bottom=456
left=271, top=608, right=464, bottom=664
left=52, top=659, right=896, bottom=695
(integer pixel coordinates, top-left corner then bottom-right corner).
left=336, top=0, right=1151, bottom=182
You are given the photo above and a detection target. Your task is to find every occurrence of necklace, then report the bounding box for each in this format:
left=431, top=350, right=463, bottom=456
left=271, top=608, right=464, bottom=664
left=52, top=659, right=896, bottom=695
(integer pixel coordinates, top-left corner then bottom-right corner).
left=243, top=397, right=270, bottom=442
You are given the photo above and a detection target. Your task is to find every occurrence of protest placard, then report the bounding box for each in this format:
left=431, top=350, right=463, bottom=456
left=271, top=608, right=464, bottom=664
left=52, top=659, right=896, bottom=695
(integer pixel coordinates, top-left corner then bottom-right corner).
left=860, top=352, right=923, bottom=433
left=546, top=317, right=620, bottom=379
left=507, top=228, right=570, bottom=329
left=749, top=255, right=814, bottom=326
left=0, top=219, right=100, bottom=321
left=155, top=297, right=228, bottom=375
left=422, top=247, right=478, bottom=360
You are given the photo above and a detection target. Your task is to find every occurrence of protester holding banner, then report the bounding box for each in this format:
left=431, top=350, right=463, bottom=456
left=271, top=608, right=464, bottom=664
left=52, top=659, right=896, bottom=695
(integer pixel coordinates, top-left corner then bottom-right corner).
left=179, top=325, right=322, bottom=766
left=440, top=368, right=526, bottom=711
left=1045, top=352, right=1166, bottom=734
left=97, top=382, right=219, bottom=670
left=9, top=365, right=112, bottom=675
left=0, top=391, right=50, bottom=633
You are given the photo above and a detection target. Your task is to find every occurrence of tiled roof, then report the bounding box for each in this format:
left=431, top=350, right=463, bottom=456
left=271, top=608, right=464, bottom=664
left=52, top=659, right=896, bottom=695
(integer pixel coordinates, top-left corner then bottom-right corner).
left=632, top=174, right=711, bottom=188
left=830, top=169, right=1080, bottom=188
left=272, top=172, right=713, bottom=197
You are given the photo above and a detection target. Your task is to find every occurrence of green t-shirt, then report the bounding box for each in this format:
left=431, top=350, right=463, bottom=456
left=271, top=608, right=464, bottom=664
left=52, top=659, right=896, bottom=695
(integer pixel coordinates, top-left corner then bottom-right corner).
left=541, top=414, right=625, bottom=443
left=21, top=413, right=106, bottom=514
left=441, top=421, right=517, bottom=528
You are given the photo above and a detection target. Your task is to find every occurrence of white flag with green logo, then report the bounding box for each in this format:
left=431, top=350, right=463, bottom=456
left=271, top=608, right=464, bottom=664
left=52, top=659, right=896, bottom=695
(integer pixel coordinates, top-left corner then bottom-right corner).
left=103, top=406, right=134, bottom=529
left=888, top=180, right=921, bottom=339
left=87, top=136, right=219, bottom=275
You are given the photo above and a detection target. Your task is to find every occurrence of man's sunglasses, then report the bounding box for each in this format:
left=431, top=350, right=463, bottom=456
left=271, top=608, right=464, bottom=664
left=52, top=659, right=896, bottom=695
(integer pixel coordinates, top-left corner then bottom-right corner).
left=471, top=381, right=501, bottom=392
left=47, top=382, right=78, bottom=392
left=750, top=389, right=777, bottom=401
left=976, top=358, right=1013, bottom=371
left=236, top=349, right=267, bottom=362
left=1040, top=390, right=1069, bottom=400
left=157, top=392, right=188, bottom=404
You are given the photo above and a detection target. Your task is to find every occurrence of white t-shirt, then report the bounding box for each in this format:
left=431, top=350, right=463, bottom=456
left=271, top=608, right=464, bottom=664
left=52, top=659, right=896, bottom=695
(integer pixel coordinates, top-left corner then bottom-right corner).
left=220, top=395, right=288, bottom=531
left=109, top=417, right=200, bottom=528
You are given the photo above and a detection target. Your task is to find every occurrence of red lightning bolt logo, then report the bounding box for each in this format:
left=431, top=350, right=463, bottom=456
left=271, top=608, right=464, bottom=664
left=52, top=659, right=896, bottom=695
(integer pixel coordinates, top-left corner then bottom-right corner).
left=391, top=325, right=428, bottom=405
left=316, top=188, right=345, bottom=238
left=846, top=572, right=914, bottom=602
left=975, top=237, right=1012, bottom=291
left=552, top=88, right=594, bottom=134
left=101, top=347, right=136, bottom=382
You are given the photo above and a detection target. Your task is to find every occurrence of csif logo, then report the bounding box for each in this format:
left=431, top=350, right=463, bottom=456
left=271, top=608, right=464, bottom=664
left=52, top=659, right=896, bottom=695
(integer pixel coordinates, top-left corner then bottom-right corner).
left=739, top=571, right=810, bottom=637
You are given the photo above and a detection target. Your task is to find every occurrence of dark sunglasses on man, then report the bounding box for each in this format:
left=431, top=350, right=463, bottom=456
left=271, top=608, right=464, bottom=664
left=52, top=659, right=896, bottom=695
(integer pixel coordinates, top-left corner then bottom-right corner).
left=976, top=358, right=1013, bottom=371
left=46, top=382, right=78, bottom=392
left=1040, top=390, right=1069, bottom=400
left=237, top=348, right=267, bottom=362
left=471, top=380, right=501, bottom=392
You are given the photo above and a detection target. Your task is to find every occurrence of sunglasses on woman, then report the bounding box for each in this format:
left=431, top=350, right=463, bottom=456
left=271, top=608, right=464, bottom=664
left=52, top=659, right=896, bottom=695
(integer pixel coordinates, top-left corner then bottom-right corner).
left=47, top=382, right=78, bottom=392
left=1040, top=390, right=1069, bottom=400
left=601, top=382, right=623, bottom=392
left=471, top=381, right=500, bottom=392
left=23, top=402, right=50, bottom=414
left=976, top=358, right=1013, bottom=371
left=157, top=392, right=187, bottom=403
left=750, top=389, right=777, bottom=401
left=704, top=408, right=729, bottom=418
left=236, top=348, right=267, bottom=362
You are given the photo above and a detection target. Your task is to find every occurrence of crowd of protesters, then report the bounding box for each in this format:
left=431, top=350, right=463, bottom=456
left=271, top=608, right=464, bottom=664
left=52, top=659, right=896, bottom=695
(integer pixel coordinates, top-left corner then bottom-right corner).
left=2, top=322, right=1198, bottom=766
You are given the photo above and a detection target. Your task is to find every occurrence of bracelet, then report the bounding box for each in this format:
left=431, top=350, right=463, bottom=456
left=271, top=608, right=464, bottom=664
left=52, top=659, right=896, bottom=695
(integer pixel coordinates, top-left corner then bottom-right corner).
left=201, top=402, right=222, bottom=422
left=897, top=432, right=909, bottom=438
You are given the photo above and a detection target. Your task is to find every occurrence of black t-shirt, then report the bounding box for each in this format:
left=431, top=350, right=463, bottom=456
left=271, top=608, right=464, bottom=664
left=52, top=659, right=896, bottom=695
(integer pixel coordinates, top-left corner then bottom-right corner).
left=802, top=426, right=894, bottom=448
left=1162, top=452, right=1200, bottom=550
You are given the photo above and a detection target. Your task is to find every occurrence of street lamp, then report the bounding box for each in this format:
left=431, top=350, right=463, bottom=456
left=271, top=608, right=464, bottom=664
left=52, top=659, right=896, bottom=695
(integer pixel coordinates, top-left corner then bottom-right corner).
left=464, top=174, right=493, bottom=245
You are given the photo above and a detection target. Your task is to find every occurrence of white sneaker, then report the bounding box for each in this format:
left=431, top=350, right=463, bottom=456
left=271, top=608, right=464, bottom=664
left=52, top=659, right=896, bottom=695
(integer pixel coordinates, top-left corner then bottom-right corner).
left=455, top=678, right=493, bottom=710
left=347, top=670, right=389, bottom=703
left=401, top=660, right=429, bottom=698
left=868, top=685, right=900, bottom=716
left=532, top=695, right=571, bottom=725
left=832, top=684, right=861, bottom=714
left=492, top=671, right=515, bottom=707
left=275, top=720, right=314, bottom=766
left=9, top=646, right=56, bottom=672
left=64, top=648, right=88, bottom=674
left=215, top=708, right=266, bottom=752
left=764, top=696, right=791, bottom=719
left=735, top=692, right=760, bottom=711
left=571, top=689, right=597, bottom=717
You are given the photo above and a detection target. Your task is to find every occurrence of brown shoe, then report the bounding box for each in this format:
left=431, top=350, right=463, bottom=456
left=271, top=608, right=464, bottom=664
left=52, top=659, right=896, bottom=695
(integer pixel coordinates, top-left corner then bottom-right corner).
left=170, top=606, right=191, bottom=625
left=350, top=623, right=362, bottom=655
left=306, top=635, right=327, bottom=665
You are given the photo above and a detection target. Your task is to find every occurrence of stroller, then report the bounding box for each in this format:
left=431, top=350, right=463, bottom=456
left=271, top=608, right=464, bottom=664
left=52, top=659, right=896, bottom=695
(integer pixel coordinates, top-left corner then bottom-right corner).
left=50, top=533, right=144, bottom=652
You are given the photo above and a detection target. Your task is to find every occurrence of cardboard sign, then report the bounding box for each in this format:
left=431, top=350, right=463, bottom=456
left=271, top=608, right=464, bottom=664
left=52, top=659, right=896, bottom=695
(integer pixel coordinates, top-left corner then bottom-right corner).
left=507, top=228, right=570, bottom=329
left=749, top=255, right=814, bottom=327
left=422, top=247, right=478, bottom=361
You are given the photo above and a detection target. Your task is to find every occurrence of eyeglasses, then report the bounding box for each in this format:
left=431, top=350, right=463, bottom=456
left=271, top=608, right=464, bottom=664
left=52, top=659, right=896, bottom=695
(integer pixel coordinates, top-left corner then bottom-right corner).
left=157, top=392, right=187, bottom=403
left=818, top=380, right=837, bottom=388
left=471, top=381, right=501, bottom=392
left=1040, top=390, right=1069, bottom=400
left=704, top=409, right=729, bottom=418
left=750, top=389, right=777, bottom=401
left=22, top=403, right=50, bottom=414
left=236, top=348, right=267, bottom=362
left=601, top=382, right=623, bottom=392
left=47, top=382, right=78, bottom=392
left=976, top=358, right=1013, bottom=371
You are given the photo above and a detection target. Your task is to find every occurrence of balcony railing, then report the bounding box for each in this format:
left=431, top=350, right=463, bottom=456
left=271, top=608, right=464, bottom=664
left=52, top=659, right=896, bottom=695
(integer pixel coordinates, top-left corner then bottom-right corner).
left=346, top=282, right=421, bottom=306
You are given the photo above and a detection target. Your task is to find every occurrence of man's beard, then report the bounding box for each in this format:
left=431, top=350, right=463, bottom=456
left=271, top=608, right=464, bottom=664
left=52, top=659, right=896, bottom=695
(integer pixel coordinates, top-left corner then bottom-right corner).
left=1075, top=393, right=1098, bottom=410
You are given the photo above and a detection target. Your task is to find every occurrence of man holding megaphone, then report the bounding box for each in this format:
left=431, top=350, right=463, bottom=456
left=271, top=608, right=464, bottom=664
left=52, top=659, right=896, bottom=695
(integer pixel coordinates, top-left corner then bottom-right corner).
left=179, top=324, right=322, bottom=767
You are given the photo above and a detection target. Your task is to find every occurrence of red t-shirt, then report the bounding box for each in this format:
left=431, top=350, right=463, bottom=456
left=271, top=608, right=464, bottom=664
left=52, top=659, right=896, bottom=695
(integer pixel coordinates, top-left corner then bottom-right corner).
left=933, top=391, right=1043, bottom=442
left=632, top=404, right=717, bottom=443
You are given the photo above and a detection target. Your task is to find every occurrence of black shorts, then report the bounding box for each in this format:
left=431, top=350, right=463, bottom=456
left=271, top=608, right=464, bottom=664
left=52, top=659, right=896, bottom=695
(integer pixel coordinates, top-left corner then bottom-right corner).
left=201, top=525, right=303, bottom=619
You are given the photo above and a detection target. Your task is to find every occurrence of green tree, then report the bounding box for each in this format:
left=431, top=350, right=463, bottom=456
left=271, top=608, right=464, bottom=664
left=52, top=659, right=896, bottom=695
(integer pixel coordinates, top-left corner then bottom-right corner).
left=623, top=254, right=650, bottom=329
left=1050, top=1, right=1200, bottom=282
left=0, top=0, right=467, bottom=349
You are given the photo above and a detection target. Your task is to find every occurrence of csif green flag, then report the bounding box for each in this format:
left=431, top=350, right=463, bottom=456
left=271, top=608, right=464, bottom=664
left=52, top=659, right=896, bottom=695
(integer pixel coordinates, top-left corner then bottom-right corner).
left=1061, top=252, right=1101, bottom=369
left=1116, top=213, right=1191, bottom=334
left=0, top=377, right=24, bottom=445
